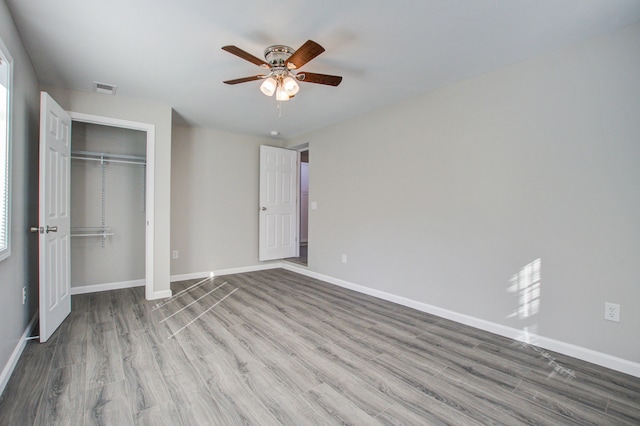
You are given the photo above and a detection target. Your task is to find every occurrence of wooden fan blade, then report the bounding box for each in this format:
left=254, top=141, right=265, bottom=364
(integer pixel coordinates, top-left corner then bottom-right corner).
left=222, top=45, right=270, bottom=69
left=298, top=72, right=342, bottom=86
left=287, top=40, right=325, bottom=70
left=223, top=75, right=265, bottom=85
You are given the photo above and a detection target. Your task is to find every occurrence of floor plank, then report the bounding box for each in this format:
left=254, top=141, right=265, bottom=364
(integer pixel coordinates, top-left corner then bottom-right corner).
left=0, top=338, right=56, bottom=425
left=34, top=363, right=85, bottom=426
left=84, top=380, right=133, bottom=426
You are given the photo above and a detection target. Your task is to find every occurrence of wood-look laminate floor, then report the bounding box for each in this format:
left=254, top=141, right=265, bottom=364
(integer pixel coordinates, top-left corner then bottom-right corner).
left=1, top=268, right=639, bottom=425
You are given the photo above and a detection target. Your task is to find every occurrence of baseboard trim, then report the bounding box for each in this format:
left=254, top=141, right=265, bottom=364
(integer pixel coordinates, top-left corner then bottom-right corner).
left=281, top=263, right=640, bottom=378
left=0, top=312, right=38, bottom=395
left=213, top=263, right=281, bottom=277
left=170, top=271, right=214, bottom=282
left=71, top=279, right=145, bottom=295
left=170, top=263, right=281, bottom=283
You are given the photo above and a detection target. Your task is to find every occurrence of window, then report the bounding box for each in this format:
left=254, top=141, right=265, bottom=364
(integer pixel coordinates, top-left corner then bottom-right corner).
left=0, top=39, right=12, bottom=262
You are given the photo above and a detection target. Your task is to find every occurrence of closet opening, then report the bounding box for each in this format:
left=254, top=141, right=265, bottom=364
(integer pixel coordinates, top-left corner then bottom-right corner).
left=68, top=113, right=155, bottom=299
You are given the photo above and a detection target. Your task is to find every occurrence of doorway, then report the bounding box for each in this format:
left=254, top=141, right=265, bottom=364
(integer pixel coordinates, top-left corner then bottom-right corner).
left=70, top=122, right=146, bottom=292
left=286, top=148, right=309, bottom=266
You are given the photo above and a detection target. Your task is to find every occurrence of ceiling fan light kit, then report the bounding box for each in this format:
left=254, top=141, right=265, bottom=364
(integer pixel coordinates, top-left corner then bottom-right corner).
left=276, top=85, right=290, bottom=101
left=282, top=76, right=300, bottom=96
left=222, top=40, right=342, bottom=103
left=260, top=77, right=277, bottom=96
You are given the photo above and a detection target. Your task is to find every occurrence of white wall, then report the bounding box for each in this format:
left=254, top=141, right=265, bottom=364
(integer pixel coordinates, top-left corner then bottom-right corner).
left=171, top=125, right=279, bottom=276
left=70, top=123, right=146, bottom=287
left=287, top=23, right=640, bottom=364
left=40, top=85, right=173, bottom=298
left=0, top=0, right=40, bottom=386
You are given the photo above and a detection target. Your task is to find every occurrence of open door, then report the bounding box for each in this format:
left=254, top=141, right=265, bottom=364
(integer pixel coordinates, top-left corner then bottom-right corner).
left=259, top=145, right=298, bottom=261
left=38, top=92, right=71, bottom=342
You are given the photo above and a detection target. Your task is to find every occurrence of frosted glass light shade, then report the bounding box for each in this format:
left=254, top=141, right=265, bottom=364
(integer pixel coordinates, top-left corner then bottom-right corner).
left=275, top=86, right=290, bottom=101
left=260, top=77, right=276, bottom=96
left=282, top=76, right=299, bottom=96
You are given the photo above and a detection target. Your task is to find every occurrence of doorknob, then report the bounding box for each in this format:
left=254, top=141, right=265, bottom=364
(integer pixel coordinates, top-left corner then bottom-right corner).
left=46, top=226, right=58, bottom=233
left=30, top=226, right=43, bottom=234
left=261, top=207, right=267, bottom=211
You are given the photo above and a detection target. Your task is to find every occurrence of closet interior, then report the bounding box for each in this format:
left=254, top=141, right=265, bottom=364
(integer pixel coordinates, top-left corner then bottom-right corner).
left=70, top=122, right=147, bottom=289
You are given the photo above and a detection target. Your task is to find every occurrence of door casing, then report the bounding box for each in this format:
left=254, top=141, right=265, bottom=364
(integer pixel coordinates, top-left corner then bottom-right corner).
left=69, top=112, right=156, bottom=300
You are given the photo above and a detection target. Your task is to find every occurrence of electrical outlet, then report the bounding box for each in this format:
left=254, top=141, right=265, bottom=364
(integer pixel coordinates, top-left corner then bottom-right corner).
left=341, top=254, right=347, bottom=264
left=604, top=302, right=620, bottom=322
left=172, top=250, right=179, bottom=259
left=22, top=287, right=26, bottom=305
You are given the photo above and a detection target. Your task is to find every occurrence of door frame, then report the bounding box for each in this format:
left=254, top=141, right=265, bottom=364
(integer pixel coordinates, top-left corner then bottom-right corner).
left=289, top=143, right=309, bottom=264
left=299, top=159, right=309, bottom=245
left=69, top=112, right=155, bottom=299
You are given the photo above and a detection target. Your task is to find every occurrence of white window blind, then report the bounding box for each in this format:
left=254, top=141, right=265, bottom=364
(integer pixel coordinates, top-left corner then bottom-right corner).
left=0, top=44, right=11, bottom=262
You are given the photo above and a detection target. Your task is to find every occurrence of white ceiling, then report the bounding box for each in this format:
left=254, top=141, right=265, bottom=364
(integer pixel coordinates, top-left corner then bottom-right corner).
left=6, top=0, right=640, bottom=138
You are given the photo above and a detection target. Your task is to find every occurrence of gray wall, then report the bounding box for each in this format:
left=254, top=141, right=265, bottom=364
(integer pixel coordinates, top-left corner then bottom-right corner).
left=70, top=122, right=146, bottom=287
left=40, top=85, right=173, bottom=298
left=0, top=0, right=40, bottom=380
left=170, top=125, right=279, bottom=276
left=287, top=23, right=640, bottom=363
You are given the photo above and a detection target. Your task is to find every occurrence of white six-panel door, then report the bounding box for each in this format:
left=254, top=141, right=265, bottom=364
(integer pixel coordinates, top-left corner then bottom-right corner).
left=259, top=145, right=298, bottom=261
left=38, top=92, right=71, bottom=342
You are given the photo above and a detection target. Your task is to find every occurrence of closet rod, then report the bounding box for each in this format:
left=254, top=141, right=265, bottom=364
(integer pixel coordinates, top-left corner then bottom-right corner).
left=70, top=226, right=114, bottom=239
left=71, top=150, right=146, bottom=164
left=72, top=227, right=112, bottom=231
left=71, top=156, right=146, bottom=166
left=72, top=150, right=146, bottom=161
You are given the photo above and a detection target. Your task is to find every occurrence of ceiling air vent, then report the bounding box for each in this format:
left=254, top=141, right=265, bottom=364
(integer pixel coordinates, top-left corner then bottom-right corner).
left=94, top=81, right=117, bottom=95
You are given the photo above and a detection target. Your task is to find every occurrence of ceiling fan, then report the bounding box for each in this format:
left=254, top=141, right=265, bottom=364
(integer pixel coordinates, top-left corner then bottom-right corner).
left=222, top=40, right=343, bottom=101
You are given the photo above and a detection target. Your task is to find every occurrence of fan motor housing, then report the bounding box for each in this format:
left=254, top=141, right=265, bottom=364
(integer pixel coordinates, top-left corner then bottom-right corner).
left=264, top=45, right=295, bottom=66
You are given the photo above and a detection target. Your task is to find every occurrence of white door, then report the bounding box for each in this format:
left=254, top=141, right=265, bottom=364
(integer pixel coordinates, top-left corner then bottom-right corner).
left=259, top=145, right=298, bottom=261
left=38, top=92, right=71, bottom=342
